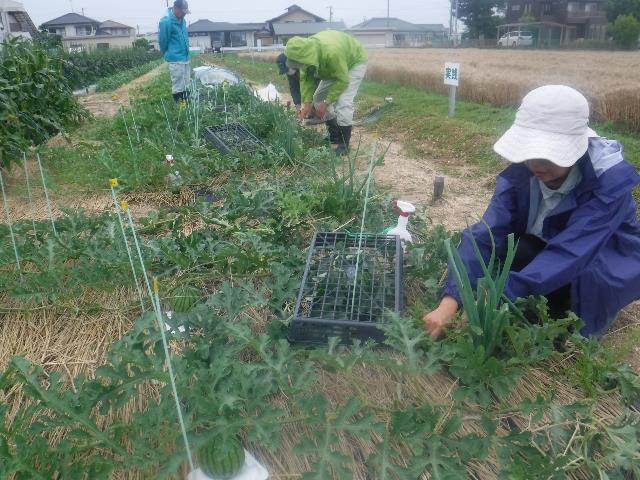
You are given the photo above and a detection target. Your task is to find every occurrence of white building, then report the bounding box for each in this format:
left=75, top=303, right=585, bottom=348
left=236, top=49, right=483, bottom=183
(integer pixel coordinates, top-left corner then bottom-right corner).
left=0, top=0, right=38, bottom=43
left=347, top=18, right=448, bottom=48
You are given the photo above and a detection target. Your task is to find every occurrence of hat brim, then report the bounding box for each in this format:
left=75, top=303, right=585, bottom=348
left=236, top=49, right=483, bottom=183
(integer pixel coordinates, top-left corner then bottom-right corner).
left=494, top=125, right=598, bottom=167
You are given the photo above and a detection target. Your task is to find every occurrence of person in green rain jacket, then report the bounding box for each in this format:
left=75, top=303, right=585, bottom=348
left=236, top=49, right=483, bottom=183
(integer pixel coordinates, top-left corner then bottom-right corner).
left=285, top=31, right=367, bottom=155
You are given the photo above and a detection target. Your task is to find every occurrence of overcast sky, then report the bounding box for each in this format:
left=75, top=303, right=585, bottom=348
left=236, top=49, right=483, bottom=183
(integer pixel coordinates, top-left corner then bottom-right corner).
left=23, top=0, right=452, bottom=34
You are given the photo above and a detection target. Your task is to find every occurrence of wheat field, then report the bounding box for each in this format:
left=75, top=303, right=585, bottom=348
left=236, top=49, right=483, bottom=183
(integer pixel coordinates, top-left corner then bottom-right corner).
left=366, top=49, right=640, bottom=128
left=246, top=48, right=640, bottom=130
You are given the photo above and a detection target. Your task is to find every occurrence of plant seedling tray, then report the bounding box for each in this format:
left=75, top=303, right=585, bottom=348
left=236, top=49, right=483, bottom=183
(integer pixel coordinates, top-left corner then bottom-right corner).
left=203, top=123, right=261, bottom=155
left=290, top=232, right=403, bottom=345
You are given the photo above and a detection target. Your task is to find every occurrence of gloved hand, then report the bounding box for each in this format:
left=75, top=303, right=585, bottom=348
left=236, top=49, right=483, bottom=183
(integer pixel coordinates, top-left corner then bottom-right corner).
left=315, top=101, right=328, bottom=119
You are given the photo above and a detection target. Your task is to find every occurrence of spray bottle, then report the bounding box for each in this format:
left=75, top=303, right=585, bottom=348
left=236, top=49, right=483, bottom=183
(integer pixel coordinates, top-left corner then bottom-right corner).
left=385, top=200, right=416, bottom=249
left=164, top=154, right=183, bottom=191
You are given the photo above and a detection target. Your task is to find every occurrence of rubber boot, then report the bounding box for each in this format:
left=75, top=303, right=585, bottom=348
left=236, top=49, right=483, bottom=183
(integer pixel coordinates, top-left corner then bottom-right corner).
left=324, top=118, right=340, bottom=144
left=334, top=125, right=352, bottom=156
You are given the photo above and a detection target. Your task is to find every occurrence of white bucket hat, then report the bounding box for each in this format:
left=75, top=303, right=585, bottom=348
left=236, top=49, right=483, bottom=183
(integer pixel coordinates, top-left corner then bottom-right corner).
left=493, top=85, right=598, bottom=167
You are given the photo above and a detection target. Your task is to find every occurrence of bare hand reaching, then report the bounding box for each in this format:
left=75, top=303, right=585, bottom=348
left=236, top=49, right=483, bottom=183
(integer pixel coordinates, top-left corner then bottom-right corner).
left=423, top=296, right=459, bottom=338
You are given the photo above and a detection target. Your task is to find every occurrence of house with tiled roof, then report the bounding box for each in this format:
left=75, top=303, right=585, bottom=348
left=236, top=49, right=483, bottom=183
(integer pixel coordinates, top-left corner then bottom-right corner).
left=188, top=4, right=343, bottom=50
left=41, top=12, right=135, bottom=51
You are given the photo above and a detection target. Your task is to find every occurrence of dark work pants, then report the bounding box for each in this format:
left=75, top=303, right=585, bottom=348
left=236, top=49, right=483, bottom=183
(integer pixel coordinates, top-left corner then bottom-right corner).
left=511, top=234, right=572, bottom=319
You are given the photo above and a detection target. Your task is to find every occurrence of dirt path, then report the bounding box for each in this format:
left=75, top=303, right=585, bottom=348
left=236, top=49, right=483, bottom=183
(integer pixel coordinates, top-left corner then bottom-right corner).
left=355, top=129, right=493, bottom=231
left=78, top=63, right=166, bottom=118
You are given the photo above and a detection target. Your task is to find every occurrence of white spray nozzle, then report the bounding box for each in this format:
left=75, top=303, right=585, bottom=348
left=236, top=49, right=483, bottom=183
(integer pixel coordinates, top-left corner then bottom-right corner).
left=395, top=200, right=416, bottom=214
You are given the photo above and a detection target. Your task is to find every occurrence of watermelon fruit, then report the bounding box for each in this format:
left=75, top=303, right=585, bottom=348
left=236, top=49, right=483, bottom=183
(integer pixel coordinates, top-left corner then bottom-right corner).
left=198, top=435, right=245, bottom=479
left=170, top=285, right=200, bottom=312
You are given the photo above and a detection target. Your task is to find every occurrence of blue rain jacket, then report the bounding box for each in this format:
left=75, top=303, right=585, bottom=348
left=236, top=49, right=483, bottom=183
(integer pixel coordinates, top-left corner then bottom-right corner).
left=158, top=8, right=189, bottom=62
left=443, top=138, right=640, bottom=335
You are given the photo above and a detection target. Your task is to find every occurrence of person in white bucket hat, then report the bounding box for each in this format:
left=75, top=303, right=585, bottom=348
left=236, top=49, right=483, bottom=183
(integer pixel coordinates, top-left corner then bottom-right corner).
left=424, top=85, right=640, bottom=338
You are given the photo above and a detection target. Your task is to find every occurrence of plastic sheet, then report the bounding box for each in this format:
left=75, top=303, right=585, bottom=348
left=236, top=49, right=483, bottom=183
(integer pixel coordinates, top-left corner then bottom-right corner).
left=254, top=83, right=280, bottom=102
left=193, top=66, right=240, bottom=86
left=187, top=449, right=269, bottom=480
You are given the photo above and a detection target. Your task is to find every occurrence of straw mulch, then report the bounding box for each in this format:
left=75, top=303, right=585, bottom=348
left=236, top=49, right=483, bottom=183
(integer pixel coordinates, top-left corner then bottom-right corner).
left=1, top=285, right=634, bottom=480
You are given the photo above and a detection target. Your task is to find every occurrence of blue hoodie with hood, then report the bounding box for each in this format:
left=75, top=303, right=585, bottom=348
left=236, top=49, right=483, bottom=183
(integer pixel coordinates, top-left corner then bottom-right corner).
left=443, top=137, right=640, bottom=335
left=158, top=8, right=189, bottom=62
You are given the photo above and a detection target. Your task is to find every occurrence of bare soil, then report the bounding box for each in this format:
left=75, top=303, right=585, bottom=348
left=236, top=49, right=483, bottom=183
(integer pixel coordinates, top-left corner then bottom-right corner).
left=356, top=129, right=493, bottom=231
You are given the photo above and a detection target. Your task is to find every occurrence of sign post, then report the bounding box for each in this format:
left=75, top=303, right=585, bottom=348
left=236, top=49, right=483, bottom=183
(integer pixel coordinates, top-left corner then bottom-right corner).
left=444, top=62, right=460, bottom=117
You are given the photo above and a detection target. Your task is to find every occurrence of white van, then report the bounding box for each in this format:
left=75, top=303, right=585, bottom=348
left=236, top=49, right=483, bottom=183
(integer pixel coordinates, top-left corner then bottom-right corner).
left=498, top=31, right=534, bottom=47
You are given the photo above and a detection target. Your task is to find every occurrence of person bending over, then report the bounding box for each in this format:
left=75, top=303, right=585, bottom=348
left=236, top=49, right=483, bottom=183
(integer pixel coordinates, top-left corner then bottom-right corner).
left=285, top=30, right=367, bottom=156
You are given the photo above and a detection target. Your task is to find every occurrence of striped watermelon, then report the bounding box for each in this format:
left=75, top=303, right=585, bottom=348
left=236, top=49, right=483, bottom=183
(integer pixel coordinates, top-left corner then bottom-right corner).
left=198, top=435, right=245, bottom=479
left=170, top=286, right=200, bottom=312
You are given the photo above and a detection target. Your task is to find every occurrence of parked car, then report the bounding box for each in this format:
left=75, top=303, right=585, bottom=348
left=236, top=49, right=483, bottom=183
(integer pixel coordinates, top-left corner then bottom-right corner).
left=498, top=31, right=534, bottom=47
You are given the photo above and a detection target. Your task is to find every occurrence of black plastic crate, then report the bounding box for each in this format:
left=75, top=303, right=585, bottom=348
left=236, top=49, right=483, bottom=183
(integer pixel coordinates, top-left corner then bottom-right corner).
left=192, top=186, right=222, bottom=204
left=203, top=123, right=262, bottom=155
left=290, top=232, right=403, bottom=345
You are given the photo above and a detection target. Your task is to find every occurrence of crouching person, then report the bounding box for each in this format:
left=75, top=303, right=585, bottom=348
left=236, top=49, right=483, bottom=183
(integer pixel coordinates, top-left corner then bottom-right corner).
left=284, top=31, right=367, bottom=155
left=424, top=85, right=640, bottom=338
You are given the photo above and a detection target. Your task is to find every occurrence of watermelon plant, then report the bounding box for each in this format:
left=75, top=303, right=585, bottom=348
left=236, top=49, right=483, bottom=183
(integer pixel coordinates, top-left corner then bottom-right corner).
left=59, top=46, right=162, bottom=90
left=170, top=285, right=202, bottom=312
left=0, top=62, right=639, bottom=480
left=95, top=59, right=164, bottom=92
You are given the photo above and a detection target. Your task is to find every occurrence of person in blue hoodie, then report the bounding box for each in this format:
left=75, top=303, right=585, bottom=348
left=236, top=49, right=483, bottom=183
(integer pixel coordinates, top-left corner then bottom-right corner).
left=159, top=0, right=190, bottom=102
left=424, top=85, right=640, bottom=338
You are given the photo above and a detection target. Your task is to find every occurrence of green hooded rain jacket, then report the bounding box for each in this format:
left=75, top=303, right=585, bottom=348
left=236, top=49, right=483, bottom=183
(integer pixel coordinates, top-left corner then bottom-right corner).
left=285, top=31, right=367, bottom=104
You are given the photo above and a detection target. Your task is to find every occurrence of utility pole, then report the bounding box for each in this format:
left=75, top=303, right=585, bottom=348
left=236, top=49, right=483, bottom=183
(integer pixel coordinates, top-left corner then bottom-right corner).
left=387, top=0, right=390, bottom=27
left=328, top=6, right=333, bottom=23
left=450, top=0, right=459, bottom=46
left=455, top=0, right=459, bottom=37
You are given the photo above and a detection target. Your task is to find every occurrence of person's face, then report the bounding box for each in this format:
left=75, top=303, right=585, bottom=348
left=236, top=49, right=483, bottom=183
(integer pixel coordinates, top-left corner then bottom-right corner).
left=173, top=6, right=187, bottom=19
left=525, top=159, right=571, bottom=184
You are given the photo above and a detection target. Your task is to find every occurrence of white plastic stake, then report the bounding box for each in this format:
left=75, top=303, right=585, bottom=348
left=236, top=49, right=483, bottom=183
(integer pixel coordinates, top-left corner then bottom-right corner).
left=22, top=152, right=37, bottom=233
left=121, top=110, right=135, bottom=155
left=36, top=153, right=57, bottom=237
left=160, top=97, right=177, bottom=151
left=121, top=202, right=195, bottom=471
left=0, top=168, right=21, bottom=271
left=130, top=109, right=140, bottom=143
left=152, top=283, right=195, bottom=472
left=109, top=180, right=145, bottom=312
left=350, top=142, right=378, bottom=320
